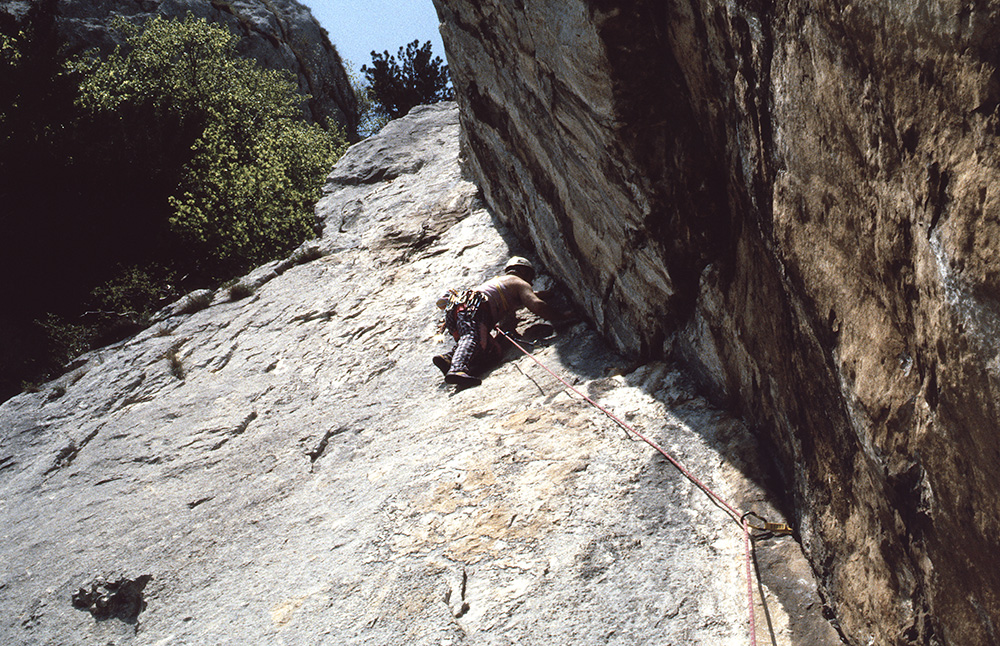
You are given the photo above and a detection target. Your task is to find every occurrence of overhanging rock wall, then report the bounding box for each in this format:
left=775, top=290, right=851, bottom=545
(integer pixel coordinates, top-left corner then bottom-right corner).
left=433, top=1, right=1000, bottom=643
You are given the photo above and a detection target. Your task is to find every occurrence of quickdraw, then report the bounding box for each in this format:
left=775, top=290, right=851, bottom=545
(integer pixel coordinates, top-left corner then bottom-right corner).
left=742, top=512, right=794, bottom=537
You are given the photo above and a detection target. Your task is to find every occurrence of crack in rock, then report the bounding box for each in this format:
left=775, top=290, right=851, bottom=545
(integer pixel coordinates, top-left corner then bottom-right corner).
left=45, top=426, right=101, bottom=475
left=290, top=308, right=338, bottom=324
left=210, top=411, right=258, bottom=451
left=188, top=496, right=213, bottom=509
left=445, top=568, right=470, bottom=619
left=305, top=426, right=351, bottom=467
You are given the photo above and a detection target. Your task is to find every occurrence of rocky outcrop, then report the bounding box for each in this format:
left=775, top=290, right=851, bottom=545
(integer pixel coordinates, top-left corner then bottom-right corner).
left=433, top=1, right=1000, bottom=644
left=0, top=0, right=357, bottom=135
left=0, top=104, right=841, bottom=645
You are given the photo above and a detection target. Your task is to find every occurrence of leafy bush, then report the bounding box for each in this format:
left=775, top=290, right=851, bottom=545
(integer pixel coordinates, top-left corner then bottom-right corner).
left=71, top=14, right=347, bottom=274
left=90, top=264, right=176, bottom=327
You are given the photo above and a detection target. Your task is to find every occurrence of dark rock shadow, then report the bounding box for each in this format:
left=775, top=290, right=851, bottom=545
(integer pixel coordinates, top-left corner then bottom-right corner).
left=645, top=373, right=845, bottom=644
left=72, top=574, right=152, bottom=626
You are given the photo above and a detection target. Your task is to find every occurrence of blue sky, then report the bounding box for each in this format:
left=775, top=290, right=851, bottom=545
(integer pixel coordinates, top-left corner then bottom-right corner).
left=300, top=0, right=447, bottom=73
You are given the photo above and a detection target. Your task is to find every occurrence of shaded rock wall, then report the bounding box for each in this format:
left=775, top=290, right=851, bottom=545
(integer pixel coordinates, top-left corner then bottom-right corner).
left=433, top=1, right=1000, bottom=644
left=1, top=0, right=358, bottom=135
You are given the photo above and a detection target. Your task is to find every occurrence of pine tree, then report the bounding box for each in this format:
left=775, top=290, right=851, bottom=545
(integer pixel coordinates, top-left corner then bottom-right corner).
left=362, top=40, right=452, bottom=121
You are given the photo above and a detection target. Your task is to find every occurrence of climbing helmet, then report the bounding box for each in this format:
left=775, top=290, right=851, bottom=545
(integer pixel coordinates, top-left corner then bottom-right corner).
left=504, top=256, right=534, bottom=276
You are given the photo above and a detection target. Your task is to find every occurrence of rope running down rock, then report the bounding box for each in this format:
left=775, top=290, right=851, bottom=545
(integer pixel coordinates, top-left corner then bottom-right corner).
left=495, top=326, right=792, bottom=646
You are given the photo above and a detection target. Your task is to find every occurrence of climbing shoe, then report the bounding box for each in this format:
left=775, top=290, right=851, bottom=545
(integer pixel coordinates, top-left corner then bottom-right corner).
left=445, top=371, right=482, bottom=388
left=433, top=354, right=452, bottom=376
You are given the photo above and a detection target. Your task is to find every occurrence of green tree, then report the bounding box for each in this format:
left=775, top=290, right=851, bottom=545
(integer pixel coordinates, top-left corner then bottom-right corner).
left=344, top=59, right=390, bottom=138
left=71, top=14, right=347, bottom=274
left=361, top=40, right=452, bottom=120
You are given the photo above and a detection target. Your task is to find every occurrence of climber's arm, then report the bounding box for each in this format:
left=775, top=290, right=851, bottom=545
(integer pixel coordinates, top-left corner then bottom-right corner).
left=514, top=281, right=572, bottom=321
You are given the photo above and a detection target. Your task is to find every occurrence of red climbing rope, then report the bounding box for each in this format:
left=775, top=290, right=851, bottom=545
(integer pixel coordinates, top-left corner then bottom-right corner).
left=496, top=328, right=744, bottom=521
left=495, top=327, right=765, bottom=645
left=745, top=517, right=757, bottom=646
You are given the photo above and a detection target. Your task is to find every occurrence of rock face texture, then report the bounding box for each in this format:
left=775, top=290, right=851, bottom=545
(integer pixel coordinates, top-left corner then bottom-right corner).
left=0, top=104, right=841, bottom=645
left=433, top=1, right=1000, bottom=644
left=0, top=0, right=357, bottom=134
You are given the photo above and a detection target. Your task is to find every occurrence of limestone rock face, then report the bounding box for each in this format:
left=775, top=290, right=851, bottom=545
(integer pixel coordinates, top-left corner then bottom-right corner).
left=433, top=1, right=1000, bottom=644
left=0, top=0, right=357, bottom=134
left=0, top=104, right=839, bottom=645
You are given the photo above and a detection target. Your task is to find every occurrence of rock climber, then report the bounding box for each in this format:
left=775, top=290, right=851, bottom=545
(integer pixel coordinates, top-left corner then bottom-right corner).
left=434, top=256, right=572, bottom=388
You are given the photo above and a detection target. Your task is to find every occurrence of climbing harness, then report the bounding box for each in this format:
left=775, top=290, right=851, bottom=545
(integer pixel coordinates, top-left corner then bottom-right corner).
left=439, top=289, right=487, bottom=338
left=495, top=326, right=792, bottom=646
